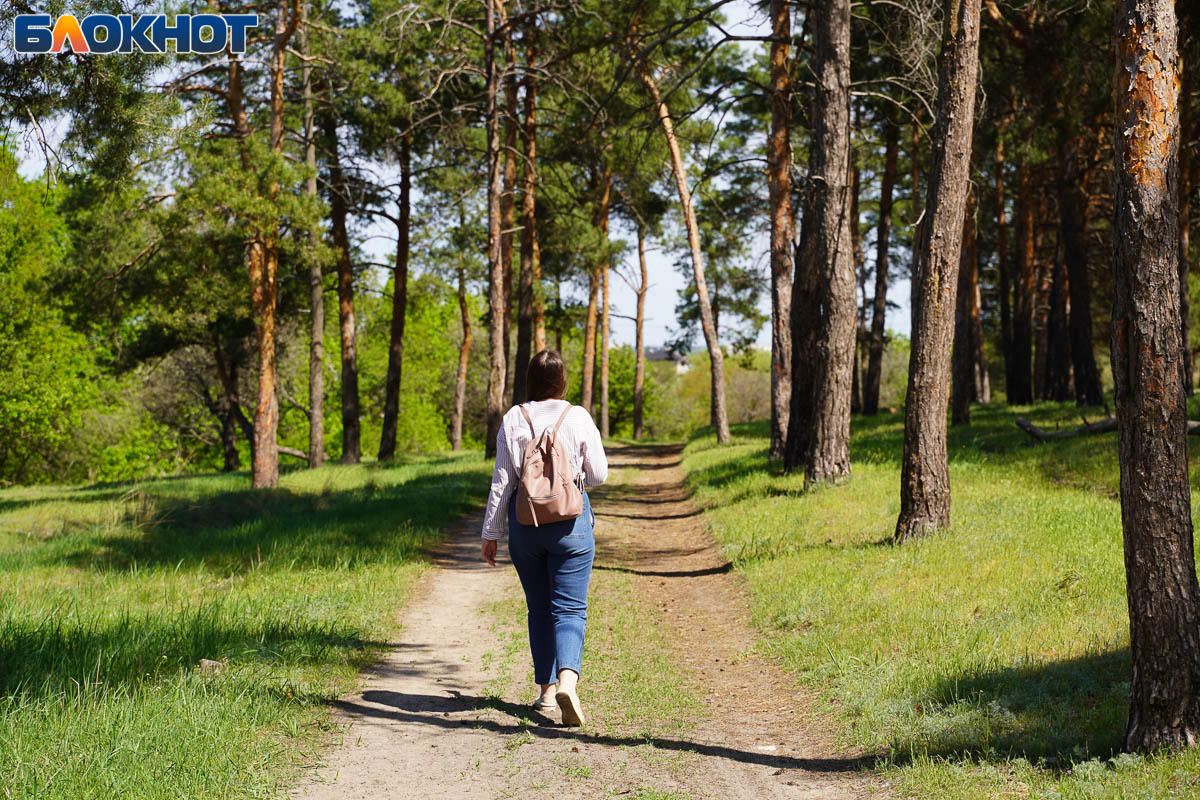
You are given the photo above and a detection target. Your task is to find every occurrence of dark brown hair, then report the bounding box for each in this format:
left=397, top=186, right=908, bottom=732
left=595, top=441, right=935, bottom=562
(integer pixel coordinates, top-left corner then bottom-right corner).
left=525, top=349, right=568, bottom=401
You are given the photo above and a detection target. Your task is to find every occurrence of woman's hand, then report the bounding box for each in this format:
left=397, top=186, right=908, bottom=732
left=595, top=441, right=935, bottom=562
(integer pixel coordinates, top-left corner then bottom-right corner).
left=482, top=538, right=498, bottom=566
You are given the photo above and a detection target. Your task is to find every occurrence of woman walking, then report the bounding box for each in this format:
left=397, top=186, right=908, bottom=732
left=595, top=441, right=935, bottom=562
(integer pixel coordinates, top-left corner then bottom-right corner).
left=481, top=350, right=608, bottom=726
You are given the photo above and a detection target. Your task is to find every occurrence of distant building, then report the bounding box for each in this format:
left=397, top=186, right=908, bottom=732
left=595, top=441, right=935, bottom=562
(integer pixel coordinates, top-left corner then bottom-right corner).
left=646, top=346, right=690, bottom=374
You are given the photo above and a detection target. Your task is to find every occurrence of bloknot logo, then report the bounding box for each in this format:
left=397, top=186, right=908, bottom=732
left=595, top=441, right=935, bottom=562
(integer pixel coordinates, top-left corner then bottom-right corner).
left=14, top=13, right=258, bottom=54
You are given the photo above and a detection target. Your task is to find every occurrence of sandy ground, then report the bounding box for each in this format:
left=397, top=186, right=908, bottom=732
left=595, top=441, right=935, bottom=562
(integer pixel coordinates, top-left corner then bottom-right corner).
left=291, top=444, right=886, bottom=800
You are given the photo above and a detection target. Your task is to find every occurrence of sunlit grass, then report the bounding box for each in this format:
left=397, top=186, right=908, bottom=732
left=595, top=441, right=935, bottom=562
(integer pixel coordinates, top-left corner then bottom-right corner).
left=0, top=453, right=492, bottom=799
left=681, top=403, right=1200, bottom=799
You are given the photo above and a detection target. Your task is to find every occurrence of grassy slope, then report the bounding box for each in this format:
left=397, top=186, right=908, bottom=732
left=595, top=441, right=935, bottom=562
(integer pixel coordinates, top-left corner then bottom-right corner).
left=0, top=454, right=491, bottom=799
left=681, top=404, right=1200, bottom=800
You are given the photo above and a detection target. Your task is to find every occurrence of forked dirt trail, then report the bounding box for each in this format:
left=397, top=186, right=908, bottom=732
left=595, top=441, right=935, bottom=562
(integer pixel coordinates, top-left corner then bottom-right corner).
left=292, top=445, right=884, bottom=800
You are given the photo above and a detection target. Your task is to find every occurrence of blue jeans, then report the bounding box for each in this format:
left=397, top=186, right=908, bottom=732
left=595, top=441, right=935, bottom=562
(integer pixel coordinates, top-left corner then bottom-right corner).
left=507, top=492, right=595, bottom=685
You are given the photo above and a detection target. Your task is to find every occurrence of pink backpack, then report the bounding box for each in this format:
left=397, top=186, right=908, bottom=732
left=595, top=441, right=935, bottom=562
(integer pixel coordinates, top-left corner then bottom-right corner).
left=515, top=404, right=584, bottom=527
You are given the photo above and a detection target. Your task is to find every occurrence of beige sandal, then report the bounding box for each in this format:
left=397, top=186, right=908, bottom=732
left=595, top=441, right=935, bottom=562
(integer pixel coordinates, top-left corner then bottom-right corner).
left=555, top=689, right=585, bottom=727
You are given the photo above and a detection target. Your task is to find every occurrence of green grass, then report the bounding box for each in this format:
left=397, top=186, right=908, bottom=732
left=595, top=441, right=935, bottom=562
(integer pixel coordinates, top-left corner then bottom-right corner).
left=0, top=454, right=492, bottom=799
left=680, top=403, right=1200, bottom=800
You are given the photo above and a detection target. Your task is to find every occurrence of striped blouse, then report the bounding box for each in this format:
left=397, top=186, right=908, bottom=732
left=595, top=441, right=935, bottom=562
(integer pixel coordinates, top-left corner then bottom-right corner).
left=481, top=399, right=608, bottom=540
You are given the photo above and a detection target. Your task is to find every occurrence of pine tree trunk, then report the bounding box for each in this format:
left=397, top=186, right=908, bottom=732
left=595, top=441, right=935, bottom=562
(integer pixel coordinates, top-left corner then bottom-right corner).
left=865, top=119, right=898, bottom=415
left=501, top=58, right=518, bottom=406
left=581, top=268, right=598, bottom=413
left=850, top=160, right=863, bottom=416
left=213, top=342, right=242, bottom=471
left=785, top=0, right=855, bottom=482
left=1058, top=141, right=1103, bottom=406
left=767, top=0, right=793, bottom=459
left=973, top=276, right=990, bottom=403
left=1181, top=61, right=1193, bottom=397
left=1010, top=161, right=1035, bottom=404
left=301, top=4, right=324, bottom=469
left=249, top=235, right=280, bottom=487
left=633, top=224, right=648, bottom=440
left=911, top=111, right=923, bottom=239
left=581, top=170, right=608, bottom=416
left=600, top=262, right=611, bottom=437
left=514, top=40, right=538, bottom=403
left=378, top=135, right=411, bottom=461
left=1044, top=249, right=1073, bottom=402
left=996, top=135, right=1014, bottom=404
left=554, top=280, right=563, bottom=354
left=787, top=232, right=817, bottom=470
left=324, top=114, right=360, bottom=465
left=952, top=191, right=978, bottom=425
left=1112, top=0, right=1200, bottom=753
left=894, top=0, right=983, bottom=542
left=453, top=266, right=471, bottom=451
left=1033, top=214, right=1052, bottom=400
left=637, top=68, right=731, bottom=443
left=236, top=0, right=297, bottom=488
left=533, top=241, right=546, bottom=352
left=484, top=0, right=506, bottom=460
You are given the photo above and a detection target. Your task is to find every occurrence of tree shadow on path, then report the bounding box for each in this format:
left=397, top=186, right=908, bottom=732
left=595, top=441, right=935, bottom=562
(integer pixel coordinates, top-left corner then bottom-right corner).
left=342, top=690, right=880, bottom=775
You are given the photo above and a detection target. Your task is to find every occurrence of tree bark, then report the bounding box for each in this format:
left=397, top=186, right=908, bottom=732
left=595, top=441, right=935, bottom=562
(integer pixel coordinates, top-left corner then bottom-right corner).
left=785, top=0, right=855, bottom=483
left=911, top=110, right=923, bottom=239
left=1113, top=0, right=1200, bottom=754
left=1033, top=212, right=1051, bottom=401
left=230, top=0, right=297, bottom=488
left=514, top=38, right=539, bottom=404
left=581, top=169, right=609, bottom=416
left=501, top=47, right=519, bottom=406
left=215, top=338, right=256, bottom=466
left=530, top=31, right=546, bottom=358
left=213, top=340, right=243, bottom=471
left=633, top=224, right=648, bottom=440
left=324, top=114, right=360, bottom=465
left=378, top=135, right=411, bottom=461
left=767, top=0, right=793, bottom=459
left=637, top=67, right=731, bottom=443
left=1057, top=140, right=1104, bottom=406
left=582, top=267, right=599, bottom=413
left=973, top=270, right=990, bottom=403
left=452, top=266, right=472, bottom=451
left=1181, top=60, right=1193, bottom=396
left=894, top=0, right=982, bottom=542
left=850, top=159, right=863, bottom=416
left=1044, top=243, right=1073, bottom=402
left=484, top=0, right=507, bottom=459
left=600, top=259, right=611, bottom=437
left=996, top=135, right=1013, bottom=404
left=554, top=279, right=563, bottom=354
left=300, top=2, right=324, bottom=470
left=865, top=119, right=898, bottom=415
left=1010, top=161, right=1035, bottom=404
left=952, top=190, right=978, bottom=425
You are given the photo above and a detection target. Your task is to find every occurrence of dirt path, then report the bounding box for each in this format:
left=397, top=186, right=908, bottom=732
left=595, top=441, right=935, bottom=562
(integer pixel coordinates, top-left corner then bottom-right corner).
left=291, top=444, right=884, bottom=800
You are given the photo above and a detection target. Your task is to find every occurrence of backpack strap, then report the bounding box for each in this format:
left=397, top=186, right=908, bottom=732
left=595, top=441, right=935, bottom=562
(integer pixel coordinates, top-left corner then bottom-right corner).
left=550, top=403, right=574, bottom=437
left=518, top=405, right=537, bottom=437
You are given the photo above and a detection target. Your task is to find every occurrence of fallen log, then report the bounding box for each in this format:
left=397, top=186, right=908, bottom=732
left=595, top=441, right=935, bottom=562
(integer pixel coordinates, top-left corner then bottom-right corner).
left=1016, top=416, right=1200, bottom=442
